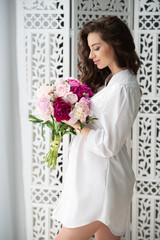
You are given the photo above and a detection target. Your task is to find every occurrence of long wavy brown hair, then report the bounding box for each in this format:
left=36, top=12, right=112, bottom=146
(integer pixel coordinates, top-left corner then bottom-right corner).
left=78, top=16, right=141, bottom=93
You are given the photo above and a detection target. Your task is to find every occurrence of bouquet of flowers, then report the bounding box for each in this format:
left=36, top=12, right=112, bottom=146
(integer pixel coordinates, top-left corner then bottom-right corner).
left=29, top=78, right=96, bottom=168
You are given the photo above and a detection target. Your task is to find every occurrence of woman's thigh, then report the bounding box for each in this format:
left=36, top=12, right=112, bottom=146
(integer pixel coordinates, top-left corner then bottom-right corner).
left=95, top=223, right=120, bottom=240
left=54, top=221, right=102, bottom=240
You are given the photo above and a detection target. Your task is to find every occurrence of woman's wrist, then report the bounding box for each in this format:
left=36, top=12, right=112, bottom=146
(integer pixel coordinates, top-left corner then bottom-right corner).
left=72, top=122, right=81, bottom=132
left=72, top=122, right=91, bottom=138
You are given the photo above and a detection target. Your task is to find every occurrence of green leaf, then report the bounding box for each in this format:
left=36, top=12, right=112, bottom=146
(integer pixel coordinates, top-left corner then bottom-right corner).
left=30, top=120, right=43, bottom=124
left=51, top=130, right=55, bottom=141
left=45, top=120, right=54, bottom=129
left=41, top=123, right=46, bottom=137
left=29, top=115, right=43, bottom=123
left=80, top=122, right=84, bottom=130
left=64, top=131, right=77, bottom=135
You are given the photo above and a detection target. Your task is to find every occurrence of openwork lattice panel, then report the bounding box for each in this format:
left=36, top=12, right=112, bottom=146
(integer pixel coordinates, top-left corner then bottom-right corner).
left=77, top=0, right=132, bottom=29
left=31, top=33, right=46, bottom=96
left=32, top=123, right=46, bottom=185
left=155, top=117, right=160, bottom=178
left=137, top=181, right=160, bottom=196
left=22, top=0, right=70, bottom=238
left=139, top=99, right=160, bottom=114
left=77, top=0, right=129, bottom=12
left=23, top=0, right=64, bottom=10
left=77, top=13, right=129, bottom=29
left=136, top=197, right=160, bottom=240
left=32, top=188, right=62, bottom=205
left=157, top=34, right=160, bottom=96
left=138, top=0, right=160, bottom=31
left=50, top=33, right=64, bottom=80
left=24, top=13, right=65, bottom=29
left=33, top=206, right=46, bottom=240
left=132, top=1, right=160, bottom=240
left=139, top=15, right=160, bottom=30
left=138, top=116, right=153, bottom=178
left=139, top=0, right=160, bottom=12
left=137, top=197, right=152, bottom=240
left=50, top=213, right=62, bottom=239
left=25, top=32, right=65, bottom=99
left=139, top=33, right=153, bottom=96
left=155, top=200, right=160, bottom=240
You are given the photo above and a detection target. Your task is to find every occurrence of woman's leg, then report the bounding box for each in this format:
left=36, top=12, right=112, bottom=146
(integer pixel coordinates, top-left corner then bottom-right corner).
left=54, top=221, right=102, bottom=240
left=95, top=222, right=120, bottom=240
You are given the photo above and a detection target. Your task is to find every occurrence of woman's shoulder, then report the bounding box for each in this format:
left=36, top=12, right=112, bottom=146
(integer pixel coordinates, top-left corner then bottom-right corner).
left=108, top=69, right=139, bottom=90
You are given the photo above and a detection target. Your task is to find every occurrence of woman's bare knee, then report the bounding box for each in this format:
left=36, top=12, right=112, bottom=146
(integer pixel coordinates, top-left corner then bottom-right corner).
left=54, top=221, right=102, bottom=240
left=95, top=223, right=120, bottom=240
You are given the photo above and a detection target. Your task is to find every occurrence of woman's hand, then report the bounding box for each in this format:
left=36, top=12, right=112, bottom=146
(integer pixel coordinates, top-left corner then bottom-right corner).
left=62, top=120, right=81, bottom=131
left=62, top=120, right=91, bottom=138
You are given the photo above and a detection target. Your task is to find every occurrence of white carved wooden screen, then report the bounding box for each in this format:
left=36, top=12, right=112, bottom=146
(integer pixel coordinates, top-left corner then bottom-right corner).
left=16, top=0, right=160, bottom=240
left=132, top=1, right=160, bottom=240
left=16, top=0, right=70, bottom=239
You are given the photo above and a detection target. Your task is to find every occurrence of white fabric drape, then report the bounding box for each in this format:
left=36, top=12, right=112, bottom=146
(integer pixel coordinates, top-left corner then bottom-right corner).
left=0, top=0, right=26, bottom=239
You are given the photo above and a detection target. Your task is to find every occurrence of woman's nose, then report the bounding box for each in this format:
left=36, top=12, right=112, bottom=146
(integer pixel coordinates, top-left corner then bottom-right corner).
left=89, top=50, right=95, bottom=59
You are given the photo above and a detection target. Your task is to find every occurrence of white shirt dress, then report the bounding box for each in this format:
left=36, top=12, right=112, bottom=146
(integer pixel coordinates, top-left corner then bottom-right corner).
left=53, top=69, right=141, bottom=236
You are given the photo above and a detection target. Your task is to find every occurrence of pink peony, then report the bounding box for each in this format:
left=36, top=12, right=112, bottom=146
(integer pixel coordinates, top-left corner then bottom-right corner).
left=79, top=97, right=91, bottom=108
left=55, top=82, right=70, bottom=97
left=36, top=97, right=53, bottom=121
left=70, top=84, right=93, bottom=101
left=81, top=83, right=93, bottom=97
left=64, top=92, right=78, bottom=104
left=55, top=78, right=65, bottom=86
left=37, top=85, right=54, bottom=99
left=69, top=99, right=93, bottom=123
left=66, top=78, right=81, bottom=87
left=70, top=86, right=83, bottom=101
left=53, top=97, right=71, bottom=122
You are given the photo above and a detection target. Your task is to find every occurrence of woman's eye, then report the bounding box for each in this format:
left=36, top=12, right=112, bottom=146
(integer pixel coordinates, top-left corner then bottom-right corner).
left=94, top=47, right=100, bottom=51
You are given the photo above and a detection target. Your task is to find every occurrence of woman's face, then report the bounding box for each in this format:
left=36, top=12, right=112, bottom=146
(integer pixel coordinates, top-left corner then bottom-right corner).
left=87, top=32, right=117, bottom=72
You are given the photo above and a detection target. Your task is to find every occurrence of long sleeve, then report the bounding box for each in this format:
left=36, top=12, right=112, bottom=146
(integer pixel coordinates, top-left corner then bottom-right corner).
left=86, top=83, right=141, bottom=158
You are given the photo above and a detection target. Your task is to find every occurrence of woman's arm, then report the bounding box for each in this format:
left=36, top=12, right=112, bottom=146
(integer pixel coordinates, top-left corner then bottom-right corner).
left=85, top=84, right=141, bottom=158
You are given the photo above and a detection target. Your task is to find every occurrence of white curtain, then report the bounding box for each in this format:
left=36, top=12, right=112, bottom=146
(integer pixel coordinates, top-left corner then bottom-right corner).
left=0, top=0, right=26, bottom=239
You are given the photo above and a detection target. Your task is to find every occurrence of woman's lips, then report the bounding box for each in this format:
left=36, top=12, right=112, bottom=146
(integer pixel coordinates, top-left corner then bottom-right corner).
left=94, top=60, right=100, bottom=65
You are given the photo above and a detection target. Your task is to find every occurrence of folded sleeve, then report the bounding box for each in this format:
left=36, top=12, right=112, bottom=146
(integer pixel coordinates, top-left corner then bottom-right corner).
left=86, top=84, right=141, bottom=158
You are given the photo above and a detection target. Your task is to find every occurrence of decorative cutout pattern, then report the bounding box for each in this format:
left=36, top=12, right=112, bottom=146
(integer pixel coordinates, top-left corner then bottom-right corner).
left=23, top=0, right=64, bottom=10
left=50, top=34, right=64, bottom=80
left=139, top=15, right=160, bottom=30
left=32, top=34, right=46, bottom=98
left=157, top=34, right=160, bottom=96
left=77, top=0, right=128, bottom=12
left=138, top=117, right=152, bottom=177
left=139, top=0, right=160, bottom=12
left=33, top=207, right=46, bottom=240
left=155, top=200, right=160, bottom=240
left=137, top=198, right=151, bottom=240
left=77, top=13, right=128, bottom=29
left=32, top=122, right=46, bottom=185
left=133, top=1, right=160, bottom=239
left=139, top=99, right=160, bottom=114
left=137, top=181, right=160, bottom=196
left=155, top=118, right=160, bottom=178
left=23, top=0, right=67, bottom=238
left=50, top=212, right=63, bottom=239
left=139, top=34, right=153, bottom=96
left=24, top=13, right=64, bottom=29
left=32, top=188, right=62, bottom=204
